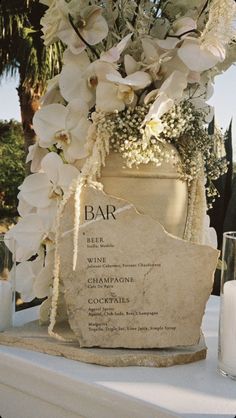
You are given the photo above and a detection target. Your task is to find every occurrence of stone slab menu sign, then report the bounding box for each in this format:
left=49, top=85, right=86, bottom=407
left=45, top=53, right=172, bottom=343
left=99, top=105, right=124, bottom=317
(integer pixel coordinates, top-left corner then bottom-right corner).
left=59, top=186, right=219, bottom=349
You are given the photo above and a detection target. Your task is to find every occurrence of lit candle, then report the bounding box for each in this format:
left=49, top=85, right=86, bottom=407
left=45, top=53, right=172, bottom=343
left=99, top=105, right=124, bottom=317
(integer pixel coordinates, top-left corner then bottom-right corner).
left=221, top=280, right=236, bottom=375
left=0, top=279, right=12, bottom=332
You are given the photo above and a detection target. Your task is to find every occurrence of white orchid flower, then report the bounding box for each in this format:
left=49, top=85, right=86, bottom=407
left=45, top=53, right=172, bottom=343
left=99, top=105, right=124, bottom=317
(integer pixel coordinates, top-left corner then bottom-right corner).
left=40, top=1, right=108, bottom=53
left=15, top=256, right=44, bottom=302
left=33, top=99, right=91, bottom=163
left=59, top=49, right=119, bottom=105
left=143, top=92, right=173, bottom=141
left=5, top=214, right=52, bottom=262
left=57, top=5, right=108, bottom=54
left=59, top=35, right=132, bottom=104
left=178, top=37, right=225, bottom=72
left=144, top=71, right=187, bottom=124
left=26, top=141, right=48, bottom=173
left=144, top=118, right=164, bottom=144
left=19, top=152, right=79, bottom=209
left=143, top=71, right=187, bottom=141
left=40, top=0, right=68, bottom=45
left=96, top=71, right=152, bottom=112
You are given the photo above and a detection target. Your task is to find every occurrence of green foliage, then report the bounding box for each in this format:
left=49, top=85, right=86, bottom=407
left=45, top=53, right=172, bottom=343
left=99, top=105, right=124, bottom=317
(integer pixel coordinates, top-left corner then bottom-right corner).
left=0, top=120, right=25, bottom=216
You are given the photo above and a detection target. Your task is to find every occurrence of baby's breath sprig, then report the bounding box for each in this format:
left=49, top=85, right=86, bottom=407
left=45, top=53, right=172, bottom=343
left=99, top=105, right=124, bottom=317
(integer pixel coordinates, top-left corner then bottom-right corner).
left=171, top=108, right=228, bottom=207
left=94, top=100, right=228, bottom=207
left=97, top=105, right=176, bottom=167
left=160, top=101, right=196, bottom=140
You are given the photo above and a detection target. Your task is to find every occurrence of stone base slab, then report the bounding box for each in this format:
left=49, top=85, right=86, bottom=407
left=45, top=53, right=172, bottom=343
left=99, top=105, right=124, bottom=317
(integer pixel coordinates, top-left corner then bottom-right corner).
left=0, top=321, right=207, bottom=367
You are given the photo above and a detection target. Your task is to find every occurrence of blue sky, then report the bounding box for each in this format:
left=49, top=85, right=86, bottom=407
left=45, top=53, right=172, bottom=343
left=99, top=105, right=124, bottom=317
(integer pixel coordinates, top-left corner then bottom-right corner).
left=0, top=67, right=235, bottom=159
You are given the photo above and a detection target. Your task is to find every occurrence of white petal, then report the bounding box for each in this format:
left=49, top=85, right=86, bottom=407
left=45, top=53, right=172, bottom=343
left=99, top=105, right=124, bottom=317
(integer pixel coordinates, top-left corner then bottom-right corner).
left=188, top=71, right=201, bottom=83
left=144, top=92, right=174, bottom=122
left=100, top=33, right=132, bottom=63
left=20, top=173, right=51, bottom=208
left=100, top=47, right=121, bottom=64
left=173, top=17, right=197, bottom=36
left=33, top=104, right=67, bottom=148
left=63, top=48, right=90, bottom=67
left=64, top=118, right=91, bottom=162
left=26, top=143, right=36, bottom=163
left=66, top=99, right=89, bottom=130
left=37, top=202, right=57, bottom=233
left=45, top=249, right=55, bottom=266
left=125, top=71, right=152, bottom=89
left=91, top=61, right=119, bottom=82
left=59, top=51, right=91, bottom=102
left=82, top=13, right=108, bottom=45
left=204, top=41, right=225, bottom=63
left=160, top=70, right=187, bottom=100
left=58, top=21, right=85, bottom=55
left=144, top=89, right=159, bottom=105
left=178, top=39, right=221, bottom=72
left=115, top=33, right=132, bottom=55
left=161, top=55, right=189, bottom=79
left=124, top=55, right=139, bottom=75
left=15, top=261, right=35, bottom=301
left=26, top=143, right=48, bottom=173
left=17, top=191, right=36, bottom=218
left=40, top=75, right=64, bottom=106
left=203, top=215, right=217, bottom=248
left=41, top=152, right=63, bottom=184
left=58, top=164, right=79, bottom=192
left=142, top=38, right=159, bottom=63
left=107, top=71, right=151, bottom=89
left=34, top=264, right=52, bottom=298
left=156, top=37, right=179, bottom=50
left=31, top=255, right=44, bottom=276
left=96, top=82, right=125, bottom=112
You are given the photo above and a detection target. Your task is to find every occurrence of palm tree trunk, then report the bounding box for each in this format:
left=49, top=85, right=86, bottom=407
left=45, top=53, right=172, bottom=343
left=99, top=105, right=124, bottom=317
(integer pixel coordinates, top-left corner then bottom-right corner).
left=17, top=83, right=42, bottom=173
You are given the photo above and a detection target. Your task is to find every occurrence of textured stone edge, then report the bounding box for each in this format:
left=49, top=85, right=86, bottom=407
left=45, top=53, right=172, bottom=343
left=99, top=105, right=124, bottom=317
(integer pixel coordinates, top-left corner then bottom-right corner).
left=0, top=321, right=207, bottom=368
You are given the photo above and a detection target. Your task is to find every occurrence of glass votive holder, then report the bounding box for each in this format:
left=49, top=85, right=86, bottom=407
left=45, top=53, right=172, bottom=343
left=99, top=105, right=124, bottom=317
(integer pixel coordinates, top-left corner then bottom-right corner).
left=0, top=233, right=15, bottom=331
left=218, top=231, right=236, bottom=379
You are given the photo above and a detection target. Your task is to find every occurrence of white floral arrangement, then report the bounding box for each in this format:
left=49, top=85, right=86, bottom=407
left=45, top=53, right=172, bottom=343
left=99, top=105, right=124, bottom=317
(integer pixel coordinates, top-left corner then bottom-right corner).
left=5, top=0, right=236, bottom=337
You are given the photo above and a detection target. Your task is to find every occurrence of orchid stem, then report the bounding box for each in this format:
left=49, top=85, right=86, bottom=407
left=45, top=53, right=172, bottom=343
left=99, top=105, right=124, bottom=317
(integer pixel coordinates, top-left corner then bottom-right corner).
left=131, top=0, right=141, bottom=28
left=198, top=0, right=209, bottom=18
left=68, top=14, right=100, bottom=59
left=167, top=29, right=200, bottom=40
